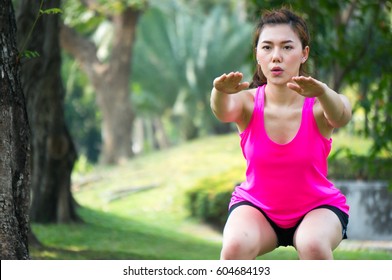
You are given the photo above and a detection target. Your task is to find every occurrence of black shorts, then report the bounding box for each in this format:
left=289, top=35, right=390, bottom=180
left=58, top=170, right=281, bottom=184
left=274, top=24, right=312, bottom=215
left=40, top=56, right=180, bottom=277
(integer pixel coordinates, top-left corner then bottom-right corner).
left=228, top=201, right=349, bottom=247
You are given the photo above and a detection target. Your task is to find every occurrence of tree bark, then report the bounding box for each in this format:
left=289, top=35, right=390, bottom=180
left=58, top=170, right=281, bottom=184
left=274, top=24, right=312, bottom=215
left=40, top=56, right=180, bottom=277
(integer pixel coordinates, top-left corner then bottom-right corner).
left=16, top=0, right=78, bottom=223
left=0, top=0, right=31, bottom=259
left=60, top=5, right=142, bottom=164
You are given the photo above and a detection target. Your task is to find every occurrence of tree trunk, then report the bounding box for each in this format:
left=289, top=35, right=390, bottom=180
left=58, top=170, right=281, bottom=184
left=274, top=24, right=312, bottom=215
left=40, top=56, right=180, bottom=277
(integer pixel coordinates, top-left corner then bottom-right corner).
left=0, top=0, right=31, bottom=259
left=60, top=6, right=142, bottom=164
left=16, top=0, right=78, bottom=223
left=152, top=117, right=170, bottom=149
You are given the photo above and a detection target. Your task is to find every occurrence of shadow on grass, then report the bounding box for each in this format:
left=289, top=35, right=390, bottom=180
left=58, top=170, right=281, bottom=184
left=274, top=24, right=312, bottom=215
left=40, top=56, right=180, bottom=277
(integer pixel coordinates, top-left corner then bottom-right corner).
left=30, top=246, right=152, bottom=260
left=30, top=206, right=221, bottom=260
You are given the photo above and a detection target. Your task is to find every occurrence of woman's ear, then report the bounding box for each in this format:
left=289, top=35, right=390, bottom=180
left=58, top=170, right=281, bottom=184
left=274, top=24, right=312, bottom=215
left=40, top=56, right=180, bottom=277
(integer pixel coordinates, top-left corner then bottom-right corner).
left=302, top=46, right=310, bottom=63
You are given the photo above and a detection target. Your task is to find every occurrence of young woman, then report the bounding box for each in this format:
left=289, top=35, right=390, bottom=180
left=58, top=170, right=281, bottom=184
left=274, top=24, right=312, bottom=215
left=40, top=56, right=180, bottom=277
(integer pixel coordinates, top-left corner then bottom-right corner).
left=210, top=8, right=352, bottom=260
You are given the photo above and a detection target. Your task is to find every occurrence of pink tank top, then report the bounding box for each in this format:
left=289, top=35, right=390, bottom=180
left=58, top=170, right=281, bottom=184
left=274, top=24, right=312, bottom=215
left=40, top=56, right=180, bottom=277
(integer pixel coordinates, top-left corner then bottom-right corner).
left=230, top=84, right=349, bottom=228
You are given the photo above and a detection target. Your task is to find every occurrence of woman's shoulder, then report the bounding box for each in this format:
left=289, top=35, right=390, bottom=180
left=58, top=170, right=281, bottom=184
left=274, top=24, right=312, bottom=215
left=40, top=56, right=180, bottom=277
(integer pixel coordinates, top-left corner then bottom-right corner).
left=238, top=88, right=258, bottom=111
left=235, top=88, right=258, bottom=130
left=241, top=87, right=258, bottom=101
left=311, top=98, right=334, bottom=138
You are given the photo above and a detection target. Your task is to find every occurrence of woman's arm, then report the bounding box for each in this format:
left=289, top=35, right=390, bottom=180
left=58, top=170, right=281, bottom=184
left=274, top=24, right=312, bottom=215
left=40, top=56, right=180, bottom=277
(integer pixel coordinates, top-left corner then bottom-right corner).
left=210, top=72, right=250, bottom=123
left=287, top=76, right=352, bottom=128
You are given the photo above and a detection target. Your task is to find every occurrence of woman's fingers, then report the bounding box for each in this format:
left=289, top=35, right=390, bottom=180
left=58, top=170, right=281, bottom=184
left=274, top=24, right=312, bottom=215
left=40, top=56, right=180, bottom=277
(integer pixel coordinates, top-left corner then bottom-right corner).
left=213, top=72, right=248, bottom=94
left=288, top=76, right=326, bottom=97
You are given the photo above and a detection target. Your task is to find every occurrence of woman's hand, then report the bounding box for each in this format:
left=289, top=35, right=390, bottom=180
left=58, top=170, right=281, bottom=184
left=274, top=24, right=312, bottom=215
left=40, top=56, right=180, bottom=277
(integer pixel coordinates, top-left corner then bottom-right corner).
left=213, top=72, right=250, bottom=94
left=287, top=76, right=327, bottom=97
left=288, top=75, right=352, bottom=128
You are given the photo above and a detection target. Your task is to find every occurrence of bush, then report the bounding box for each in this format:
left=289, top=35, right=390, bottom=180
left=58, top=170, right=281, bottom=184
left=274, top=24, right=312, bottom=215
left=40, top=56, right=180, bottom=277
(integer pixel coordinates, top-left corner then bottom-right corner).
left=186, top=166, right=245, bottom=230
left=328, top=155, right=392, bottom=181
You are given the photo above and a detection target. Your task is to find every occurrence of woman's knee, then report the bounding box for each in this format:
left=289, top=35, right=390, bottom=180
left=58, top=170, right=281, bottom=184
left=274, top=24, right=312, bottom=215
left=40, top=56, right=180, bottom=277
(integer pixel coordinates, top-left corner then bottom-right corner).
left=220, top=236, right=259, bottom=260
left=220, top=205, right=277, bottom=259
left=294, top=208, right=343, bottom=259
left=295, top=236, right=333, bottom=260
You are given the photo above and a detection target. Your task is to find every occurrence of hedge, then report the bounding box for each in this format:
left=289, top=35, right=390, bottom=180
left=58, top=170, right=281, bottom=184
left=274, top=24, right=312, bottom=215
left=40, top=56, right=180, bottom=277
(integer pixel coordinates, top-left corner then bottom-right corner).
left=328, top=156, right=392, bottom=181
left=185, top=166, right=245, bottom=230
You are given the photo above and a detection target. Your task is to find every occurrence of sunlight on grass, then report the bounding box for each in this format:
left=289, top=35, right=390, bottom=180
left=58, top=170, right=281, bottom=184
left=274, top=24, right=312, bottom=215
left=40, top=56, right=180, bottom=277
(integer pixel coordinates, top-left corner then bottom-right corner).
left=331, top=130, right=372, bottom=156
left=32, top=206, right=221, bottom=260
left=74, top=134, right=245, bottom=234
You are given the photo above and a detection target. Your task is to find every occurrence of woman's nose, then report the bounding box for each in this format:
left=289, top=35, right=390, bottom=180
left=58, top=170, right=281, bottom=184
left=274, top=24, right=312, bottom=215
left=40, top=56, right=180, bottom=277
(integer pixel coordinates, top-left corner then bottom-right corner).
left=272, top=48, right=282, bottom=62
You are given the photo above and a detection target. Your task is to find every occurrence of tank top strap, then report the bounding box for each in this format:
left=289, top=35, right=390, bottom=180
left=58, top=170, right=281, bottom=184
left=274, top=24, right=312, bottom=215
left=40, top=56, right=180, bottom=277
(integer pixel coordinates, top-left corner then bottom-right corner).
left=300, top=97, right=316, bottom=134
left=304, top=97, right=315, bottom=110
left=255, top=84, right=266, bottom=113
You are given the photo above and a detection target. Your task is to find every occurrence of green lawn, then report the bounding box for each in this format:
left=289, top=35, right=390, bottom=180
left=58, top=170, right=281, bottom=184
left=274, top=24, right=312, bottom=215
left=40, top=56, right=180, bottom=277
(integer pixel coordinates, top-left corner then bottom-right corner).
left=31, top=132, right=392, bottom=260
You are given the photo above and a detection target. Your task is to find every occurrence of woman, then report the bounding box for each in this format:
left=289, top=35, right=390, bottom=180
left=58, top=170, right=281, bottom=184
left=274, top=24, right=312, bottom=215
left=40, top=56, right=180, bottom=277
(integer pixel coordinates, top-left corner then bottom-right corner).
left=210, top=8, right=352, bottom=260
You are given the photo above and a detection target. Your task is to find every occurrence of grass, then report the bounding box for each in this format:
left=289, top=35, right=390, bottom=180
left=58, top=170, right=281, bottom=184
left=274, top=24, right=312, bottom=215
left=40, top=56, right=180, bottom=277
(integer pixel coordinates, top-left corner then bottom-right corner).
left=30, top=132, right=392, bottom=260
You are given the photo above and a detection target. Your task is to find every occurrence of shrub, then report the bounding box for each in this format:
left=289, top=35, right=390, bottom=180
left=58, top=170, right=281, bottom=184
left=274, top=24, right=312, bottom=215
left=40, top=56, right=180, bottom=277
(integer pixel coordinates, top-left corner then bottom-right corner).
left=186, top=166, right=245, bottom=230
left=328, top=155, right=392, bottom=181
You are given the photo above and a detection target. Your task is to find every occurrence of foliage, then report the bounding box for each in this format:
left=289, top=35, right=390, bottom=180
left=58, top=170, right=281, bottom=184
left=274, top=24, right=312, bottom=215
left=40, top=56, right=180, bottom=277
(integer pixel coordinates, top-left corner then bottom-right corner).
left=92, top=0, right=147, bottom=11
left=131, top=3, right=253, bottom=141
left=73, top=154, right=94, bottom=175
left=328, top=148, right=392, bottom=181
left=62, top=0, right=146, bottom=31
left=18, top=1, right=62, bottom=61
left=20, top=50, right=40, bottom=59
left=62, top=0, right=105, bottom=34
left=186, top=166, right=244, bottom=230
left=63, top=55, right=102, bottom=162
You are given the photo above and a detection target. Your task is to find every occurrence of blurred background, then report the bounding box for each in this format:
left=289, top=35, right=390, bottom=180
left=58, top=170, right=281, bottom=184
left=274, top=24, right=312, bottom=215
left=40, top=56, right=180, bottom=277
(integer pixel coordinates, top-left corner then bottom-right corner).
left=61, top=0, right=392, bottom=164
left=12, top=0, right=392, bottom=259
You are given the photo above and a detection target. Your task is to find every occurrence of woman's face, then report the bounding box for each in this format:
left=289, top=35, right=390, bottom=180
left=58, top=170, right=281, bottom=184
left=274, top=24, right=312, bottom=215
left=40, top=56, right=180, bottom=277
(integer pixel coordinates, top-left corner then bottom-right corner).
left=256, top=24, right=309, bottom=86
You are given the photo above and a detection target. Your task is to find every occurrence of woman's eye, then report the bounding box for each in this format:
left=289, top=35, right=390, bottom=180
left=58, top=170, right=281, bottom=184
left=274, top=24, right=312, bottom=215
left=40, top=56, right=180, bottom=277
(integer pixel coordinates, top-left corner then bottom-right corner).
left=261, top=45, right=271, bottom=50
left=284, top=45, right=293, bottom=50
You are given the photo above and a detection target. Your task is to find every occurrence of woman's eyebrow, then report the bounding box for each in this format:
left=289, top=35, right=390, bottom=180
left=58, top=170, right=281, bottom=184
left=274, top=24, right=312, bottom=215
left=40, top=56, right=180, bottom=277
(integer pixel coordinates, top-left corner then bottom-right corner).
left=260, top=40, right=294, bottom=44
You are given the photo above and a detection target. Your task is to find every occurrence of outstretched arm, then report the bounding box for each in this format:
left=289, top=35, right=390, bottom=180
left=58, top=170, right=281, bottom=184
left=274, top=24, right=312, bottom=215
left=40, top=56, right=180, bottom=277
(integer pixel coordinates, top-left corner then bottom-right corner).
left=287, top=76, right=352, bottom=128
left=210, top=72, right=250, bottom=123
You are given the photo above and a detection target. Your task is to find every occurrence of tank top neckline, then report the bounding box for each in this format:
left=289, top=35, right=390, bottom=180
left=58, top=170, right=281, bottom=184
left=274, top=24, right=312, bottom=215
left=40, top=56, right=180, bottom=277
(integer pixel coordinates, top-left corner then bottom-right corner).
left=258, top=84, right=312, bottom=147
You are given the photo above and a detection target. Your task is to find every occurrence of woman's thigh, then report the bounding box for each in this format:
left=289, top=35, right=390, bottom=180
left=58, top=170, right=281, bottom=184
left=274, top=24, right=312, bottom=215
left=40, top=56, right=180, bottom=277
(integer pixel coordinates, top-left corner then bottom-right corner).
left=221, top=205, right=278, bottom=259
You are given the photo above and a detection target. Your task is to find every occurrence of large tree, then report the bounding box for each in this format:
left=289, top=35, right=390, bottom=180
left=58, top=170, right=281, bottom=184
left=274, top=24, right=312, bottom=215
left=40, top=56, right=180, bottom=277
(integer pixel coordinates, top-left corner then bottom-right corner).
left=60, top=0, right=145, bottom=164
left=0, top=0, right=31, bottom=259
left=16, top=0, right=78, bottom=223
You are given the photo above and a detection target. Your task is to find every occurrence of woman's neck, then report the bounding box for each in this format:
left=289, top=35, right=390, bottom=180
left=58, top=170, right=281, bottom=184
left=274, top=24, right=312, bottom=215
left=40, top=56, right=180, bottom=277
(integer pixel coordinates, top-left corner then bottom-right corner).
left=265, top=83, right=304, bottom=108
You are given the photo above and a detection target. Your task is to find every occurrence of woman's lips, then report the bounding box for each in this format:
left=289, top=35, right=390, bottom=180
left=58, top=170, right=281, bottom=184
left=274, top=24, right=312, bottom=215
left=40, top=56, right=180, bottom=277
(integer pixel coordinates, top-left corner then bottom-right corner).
left=271, top=67, right=283, bottom=76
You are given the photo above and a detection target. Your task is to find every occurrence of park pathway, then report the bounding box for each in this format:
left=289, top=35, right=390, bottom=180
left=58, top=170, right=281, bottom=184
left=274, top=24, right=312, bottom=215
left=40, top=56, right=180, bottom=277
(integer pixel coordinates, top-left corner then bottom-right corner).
left=339, top=239, right=392, bottom=252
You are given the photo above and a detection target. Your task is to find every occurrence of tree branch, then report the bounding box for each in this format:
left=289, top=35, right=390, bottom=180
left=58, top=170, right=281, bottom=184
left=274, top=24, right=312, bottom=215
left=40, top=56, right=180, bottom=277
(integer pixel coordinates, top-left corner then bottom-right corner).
left=341, top=0, right=358, bottom=26
left=80, top=0, right=100, bottom=13
left=334, top=5, right=381, bottom=90
left=60, top=23, right=107, bottom=86
left=80, top=0, right=112, bottom=18
left=109, top=7, right=141, bottom=72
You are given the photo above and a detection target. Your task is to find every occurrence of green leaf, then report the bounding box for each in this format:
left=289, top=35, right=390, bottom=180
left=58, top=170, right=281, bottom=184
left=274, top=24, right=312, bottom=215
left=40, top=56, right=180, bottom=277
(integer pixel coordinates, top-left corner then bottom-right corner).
left=40, top=8, right=63, bottom=15
left=21, top=50, right=40, bottom=59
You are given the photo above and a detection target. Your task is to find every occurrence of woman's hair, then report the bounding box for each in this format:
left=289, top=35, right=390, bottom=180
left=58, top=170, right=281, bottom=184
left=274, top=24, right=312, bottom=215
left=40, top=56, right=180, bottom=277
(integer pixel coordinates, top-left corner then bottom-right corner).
left=250, top=8, right=310, bottom=88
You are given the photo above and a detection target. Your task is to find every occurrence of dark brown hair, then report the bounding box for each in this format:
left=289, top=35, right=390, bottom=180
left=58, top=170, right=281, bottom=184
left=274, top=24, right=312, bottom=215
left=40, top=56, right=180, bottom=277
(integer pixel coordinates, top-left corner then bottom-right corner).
left=250, top=8, right=310, bottom=88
